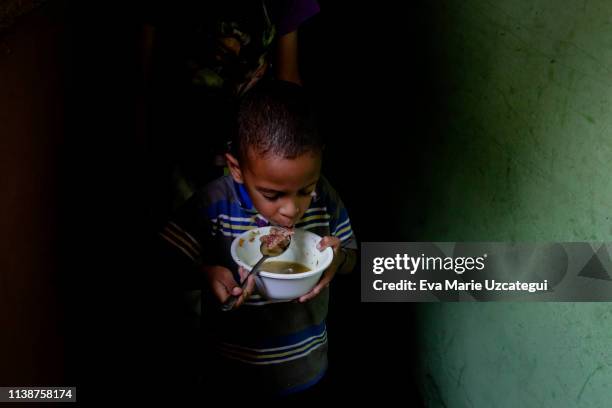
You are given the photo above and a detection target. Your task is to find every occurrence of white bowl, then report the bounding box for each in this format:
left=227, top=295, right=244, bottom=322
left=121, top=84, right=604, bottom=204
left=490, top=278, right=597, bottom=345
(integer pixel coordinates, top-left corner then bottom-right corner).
left=230, top=226, right=334, bottom=300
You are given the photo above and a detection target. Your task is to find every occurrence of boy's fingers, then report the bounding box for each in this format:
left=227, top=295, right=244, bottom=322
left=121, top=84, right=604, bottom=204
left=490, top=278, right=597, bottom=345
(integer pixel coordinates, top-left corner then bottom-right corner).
left=298, top=276, right=331, bottom=303
left=299, top=266, right=337, bottom=302
left=316, top=236, right=331, bottom=250
left=299, top=285, right=321, bottom=303
left=211, top=272, right=244, bottom=303
left=298, top=292, right=312, bottom=303
left=211, top=279, right=233, bottom=303
left=317, top=236, right=341, bottom=254
left=234, top=296, right=244, bottom=308
left=244, top=274, right=256, bottom=295
left=234, top=275, right=256, bottom=308
left=238, top=266, right=249, bottom=281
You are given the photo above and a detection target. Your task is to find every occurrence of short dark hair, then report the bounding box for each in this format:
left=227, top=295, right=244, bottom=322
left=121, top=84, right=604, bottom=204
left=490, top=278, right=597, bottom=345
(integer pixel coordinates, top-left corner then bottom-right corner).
left=231, top=80, right=322, bottom=162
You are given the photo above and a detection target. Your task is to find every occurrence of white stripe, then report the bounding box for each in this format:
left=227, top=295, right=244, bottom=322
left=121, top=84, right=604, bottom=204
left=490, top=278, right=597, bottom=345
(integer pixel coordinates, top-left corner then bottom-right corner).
left=338, top=230, right=353, bottom=242
left=213, top=214, right=255, bottom=223
left=212, top=221, right=255, bottom=231
left=212, top=211, right=325, bottom=224
left=220, top=330, right=327, bottom=353
left=299, top=214, right=331, bottom=223
left=219, top=336, right=327, bottom=365
left=209, top=220, right=255, bottom=229
left=256, top=215, right=269, bottom=224
left=305, top=207, right=327, bottom=214
left=333, top=218, right=351, bottom=235
left=334, top=224, right=352, bottom=237
left=334, top=218, right=351, bottom=235
left=162, top=227, right=200, bottom=257
left=212, top=220, right=329, bottom=231
left=210, top=227, right=238, bottom=237
left=168, top=222, right=200, bottom=250
left=300, top=222, right=330, bottom=230
left=211, top=224, right=252, bottom=233
left=159, top=232, right=196, bottom=261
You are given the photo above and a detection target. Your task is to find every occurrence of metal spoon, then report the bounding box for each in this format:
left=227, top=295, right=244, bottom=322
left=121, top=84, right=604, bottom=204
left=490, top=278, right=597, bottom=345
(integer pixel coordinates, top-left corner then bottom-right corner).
left=221, top=233, right=292, bottom=311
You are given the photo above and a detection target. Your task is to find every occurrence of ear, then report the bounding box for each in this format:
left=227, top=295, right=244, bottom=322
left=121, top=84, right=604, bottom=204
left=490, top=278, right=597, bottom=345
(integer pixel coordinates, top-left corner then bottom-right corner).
left=225, top=153, right=244, bottom=184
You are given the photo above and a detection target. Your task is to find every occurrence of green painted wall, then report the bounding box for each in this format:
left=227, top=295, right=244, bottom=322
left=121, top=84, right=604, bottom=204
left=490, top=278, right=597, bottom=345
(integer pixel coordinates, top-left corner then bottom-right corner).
left=414, top=1, right=612, bottom=406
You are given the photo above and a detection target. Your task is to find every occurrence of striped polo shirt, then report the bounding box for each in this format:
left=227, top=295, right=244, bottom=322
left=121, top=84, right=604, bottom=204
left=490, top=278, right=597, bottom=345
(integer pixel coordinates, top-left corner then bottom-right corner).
left=159, top=174, right=356, bottom=395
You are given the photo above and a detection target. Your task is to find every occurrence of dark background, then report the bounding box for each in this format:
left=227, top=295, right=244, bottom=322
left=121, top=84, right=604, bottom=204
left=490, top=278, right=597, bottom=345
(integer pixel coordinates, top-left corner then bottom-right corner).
left=1, top=0, right=437, bottom=404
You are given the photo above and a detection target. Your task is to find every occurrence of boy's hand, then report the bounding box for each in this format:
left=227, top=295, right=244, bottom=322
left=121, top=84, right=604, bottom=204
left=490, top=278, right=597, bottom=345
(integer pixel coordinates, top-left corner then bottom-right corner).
left=204, top=265, right=256, bottom=309
left=298, top=236, right=343, bottom=303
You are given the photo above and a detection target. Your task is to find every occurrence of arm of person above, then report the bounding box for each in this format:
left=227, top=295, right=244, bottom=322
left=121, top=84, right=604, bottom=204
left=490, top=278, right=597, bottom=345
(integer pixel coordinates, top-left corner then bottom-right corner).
left=275, top=30, right=302, bottom=85
left=273, top=0, right=320, bottom=85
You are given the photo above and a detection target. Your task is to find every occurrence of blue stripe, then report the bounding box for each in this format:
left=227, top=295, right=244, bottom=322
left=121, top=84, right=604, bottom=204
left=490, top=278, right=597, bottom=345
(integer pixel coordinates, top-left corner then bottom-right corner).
left=220, top=332, right=327, bottom=364
left=214, top=219, right=328, bottom=232
left=206, top=200, right=254, bottom=219
left=336, top=228, right=353, bottom=241
left=330, top=208, right=349, bottom=233
left=302, top=208, right=328, bottom=216
left=277, top=368, right=327, bottom=397
left=225, top=321, right=326, bottom=350
left=296, top=207, right=330, bottom=228
left=296, top=214, right=328, bottom=222
left=332, top=219, right=350, bottom=235
left=261, top=320, right=326, bottom=349
left=211, top=211, right=329, bottom=231
left=213, top=225, right=256, bottom=235
left=295, top=220, right=330, bottom=229
left=213, top=216, right=256, bottom=226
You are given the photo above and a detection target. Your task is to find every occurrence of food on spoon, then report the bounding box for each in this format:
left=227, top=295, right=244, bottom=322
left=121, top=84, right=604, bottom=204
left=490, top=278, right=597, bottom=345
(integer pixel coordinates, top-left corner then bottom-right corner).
left=260, top=227, right=293, bottom=253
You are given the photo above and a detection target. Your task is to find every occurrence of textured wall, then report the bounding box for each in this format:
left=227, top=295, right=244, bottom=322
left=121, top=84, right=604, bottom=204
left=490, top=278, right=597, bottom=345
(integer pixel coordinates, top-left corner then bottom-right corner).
left=415, top=1, right=612, bottom=406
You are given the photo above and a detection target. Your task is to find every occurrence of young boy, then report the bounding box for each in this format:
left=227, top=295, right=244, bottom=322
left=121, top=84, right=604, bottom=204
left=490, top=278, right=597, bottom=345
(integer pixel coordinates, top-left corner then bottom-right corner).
left=159, top=80, right=357, bottom=398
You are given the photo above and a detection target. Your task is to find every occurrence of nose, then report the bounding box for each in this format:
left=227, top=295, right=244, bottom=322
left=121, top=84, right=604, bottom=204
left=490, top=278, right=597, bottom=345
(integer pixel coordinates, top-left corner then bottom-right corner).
left=279, top=198, right=300, bottom=222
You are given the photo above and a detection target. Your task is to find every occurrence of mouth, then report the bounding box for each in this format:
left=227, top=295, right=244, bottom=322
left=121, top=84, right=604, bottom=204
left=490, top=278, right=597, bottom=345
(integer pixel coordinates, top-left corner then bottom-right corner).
left=272, top=222, right=295, bottom=230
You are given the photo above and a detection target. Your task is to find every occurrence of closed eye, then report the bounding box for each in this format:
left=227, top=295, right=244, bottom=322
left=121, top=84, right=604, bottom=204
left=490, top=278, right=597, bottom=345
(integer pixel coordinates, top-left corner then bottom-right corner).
left=262, top=194, right=281, bottom=201
left=300, top=190, right=315, bottom=197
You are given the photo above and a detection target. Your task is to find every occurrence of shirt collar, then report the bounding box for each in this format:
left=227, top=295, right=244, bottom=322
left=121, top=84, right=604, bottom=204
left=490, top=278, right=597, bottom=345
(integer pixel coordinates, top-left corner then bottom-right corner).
left=234, top=180, right=255, bottom=211
left=233, top=181, right=270, bottom=226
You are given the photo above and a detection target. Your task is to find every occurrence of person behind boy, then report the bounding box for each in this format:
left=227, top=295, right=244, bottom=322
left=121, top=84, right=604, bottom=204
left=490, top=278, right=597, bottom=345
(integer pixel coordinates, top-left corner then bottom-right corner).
left=158, top=80, right=357, bottom=397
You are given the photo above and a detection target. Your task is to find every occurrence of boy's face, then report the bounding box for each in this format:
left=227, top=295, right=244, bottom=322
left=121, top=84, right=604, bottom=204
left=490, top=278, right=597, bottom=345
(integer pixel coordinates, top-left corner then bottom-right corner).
left=226, top=149, right=322, bottom=228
